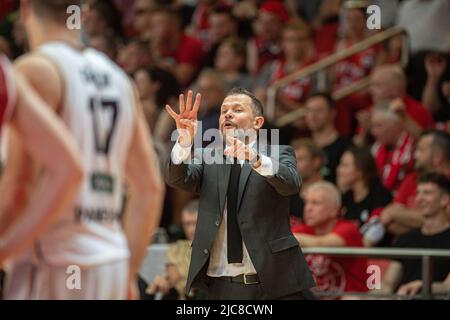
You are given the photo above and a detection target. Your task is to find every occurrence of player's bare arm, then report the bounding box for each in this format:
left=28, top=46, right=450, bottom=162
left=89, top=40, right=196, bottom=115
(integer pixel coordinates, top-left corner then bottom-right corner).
left=0, top=71, right=82, bottom=262
left=123, top=83, right=165, bottom=299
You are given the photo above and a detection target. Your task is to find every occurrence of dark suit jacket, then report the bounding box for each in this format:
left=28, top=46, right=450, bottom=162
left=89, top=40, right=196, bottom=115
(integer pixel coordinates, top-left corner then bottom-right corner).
left=165, top=144, right=315, bottom=299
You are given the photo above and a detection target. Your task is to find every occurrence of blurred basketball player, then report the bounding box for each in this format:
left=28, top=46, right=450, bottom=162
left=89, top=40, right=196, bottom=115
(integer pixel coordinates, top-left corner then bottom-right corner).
left=3, top=0, right=165, bottom=299
left=0, top=53, right=82, bottom=266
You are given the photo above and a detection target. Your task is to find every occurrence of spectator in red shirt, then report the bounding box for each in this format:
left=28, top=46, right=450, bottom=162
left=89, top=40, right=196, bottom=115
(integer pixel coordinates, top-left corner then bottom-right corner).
left=370, top=102, right=415, bottom=193
left=254, top=20, right=315, bottom=120
left=381, top=130, right=450, bottom=236
left=149, top=7, right=205, bottom=87
left=333, top=5, right=385, bottom=92
left=332, top=3, right=386, bottom=136
left=292, top=181, right=369, bottom=299
left=311, top=0, right=340, bottom=57
left=380, top=173, right=450, bottom=297
left=247, top=0, right=290, bottom=75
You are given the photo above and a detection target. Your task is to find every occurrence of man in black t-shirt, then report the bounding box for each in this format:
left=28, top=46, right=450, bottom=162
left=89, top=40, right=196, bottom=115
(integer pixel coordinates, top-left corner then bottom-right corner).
left=380, top=173, right=450, bottom=296
left=305, top=92, right=352, bottom=183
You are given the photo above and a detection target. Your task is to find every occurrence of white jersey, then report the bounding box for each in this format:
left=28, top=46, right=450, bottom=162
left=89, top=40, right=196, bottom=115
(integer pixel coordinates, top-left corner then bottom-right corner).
left=36, top=42, right=135, bottom=266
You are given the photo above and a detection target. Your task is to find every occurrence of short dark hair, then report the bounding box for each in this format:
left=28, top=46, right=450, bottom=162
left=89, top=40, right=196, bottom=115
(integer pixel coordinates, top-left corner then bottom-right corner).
left=291, top=138, right=324, bottom=162
left=226, top=87, right=264, bottom=116
left=308, top=91, right=335, bottom=110
left=421, top=130, right=450, bottom=163
left=209, top=4, right=235, bottom=19
left=30, top=0, right=81, bottom=22
left=346, top=146, right=382, bottom=188
left=418, top=172, right=450, bottom=195
left=134, top=66, right=181, bottom=108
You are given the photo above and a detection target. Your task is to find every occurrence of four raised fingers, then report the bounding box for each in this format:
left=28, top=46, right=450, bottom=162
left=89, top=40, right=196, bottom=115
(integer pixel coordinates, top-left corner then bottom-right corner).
left=192, top=93, right=201, bottom=115
left=186, top=90, right=193, bottom=112
left=179, top=93, right=185, bottom=114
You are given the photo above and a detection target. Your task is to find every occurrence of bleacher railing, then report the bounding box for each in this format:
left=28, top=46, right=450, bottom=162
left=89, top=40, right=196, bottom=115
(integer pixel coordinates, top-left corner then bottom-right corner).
left=302, top=247, right=450, bottom=299
left=266, top=26, right=408, bottom=126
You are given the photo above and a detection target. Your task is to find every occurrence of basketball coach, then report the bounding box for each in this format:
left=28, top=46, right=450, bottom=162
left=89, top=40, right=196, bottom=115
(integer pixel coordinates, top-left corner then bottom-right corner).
left=165, top=88, right=315, bottom=299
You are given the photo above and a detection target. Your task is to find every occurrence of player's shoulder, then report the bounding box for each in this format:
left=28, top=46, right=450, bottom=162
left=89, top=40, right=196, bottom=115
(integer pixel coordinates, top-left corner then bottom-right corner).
left=14, top=51, right=60, bottom=80
left=0, top=54, right=16, bottom=118
left=0, top=54, right=11, bottom=85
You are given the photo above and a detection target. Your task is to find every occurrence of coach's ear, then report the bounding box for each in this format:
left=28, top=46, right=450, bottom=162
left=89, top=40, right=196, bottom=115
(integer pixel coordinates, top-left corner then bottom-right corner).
left=253, top=116, right=264, bottom=131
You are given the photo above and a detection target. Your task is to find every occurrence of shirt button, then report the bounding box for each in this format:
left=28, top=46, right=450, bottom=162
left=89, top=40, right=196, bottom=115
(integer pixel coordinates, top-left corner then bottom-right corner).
left=203, top=249, right=209, bottom=255
left=215, top=220, right=220, bottom=227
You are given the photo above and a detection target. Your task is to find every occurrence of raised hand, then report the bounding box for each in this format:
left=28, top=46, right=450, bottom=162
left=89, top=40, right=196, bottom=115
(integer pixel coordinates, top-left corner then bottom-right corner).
left=224, top=136, right=259, bottom=166
left=165, top=90, right=201, bottom=147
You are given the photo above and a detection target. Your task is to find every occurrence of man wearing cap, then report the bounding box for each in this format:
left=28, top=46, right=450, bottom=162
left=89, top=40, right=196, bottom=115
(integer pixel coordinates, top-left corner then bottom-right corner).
left=247, top=0, right=290, bottom=75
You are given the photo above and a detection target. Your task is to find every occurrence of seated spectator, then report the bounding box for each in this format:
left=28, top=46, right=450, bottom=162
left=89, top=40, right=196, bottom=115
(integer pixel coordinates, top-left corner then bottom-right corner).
left=356, top=65, right=434, bottom=145
left=370, top=102, right=415, bottom=192
left=337, top=146, right=392, bottom=246
left=133, top=66, right=180, bottom=137
left=311, top=0, right=340, bottom=57
left=203, top=5, right=239, bottom=67
left=332, top=1, right=386, bottom=136
left=254, top=20, right=315, bottom=120
left=188, top=0, right=228, bottom=45
left=191, top=68, right=226, bottom=148
left=247, top=0, right=290, bottom=75
left=214, top=36, right=253, bottom=91
left=142, top=200, right=203, bottom=300
left=87, top=31, right=120, bottom=61
left=132, top=0, right=156, bottom=40
left=422, top=52, right=450, bottom=128
left=305, top=92, right=353, bottom=184
left=380, top=173, right=450, bottom=296
left=381, top=130, right=450, bottom=236
left=82, top=0, right=123, bottom=40
left=117, top=38, right=152, bottom=75
left=149, top=7, right=204, bottom=87
left=290, top=139, right=325, bottom=224
left=292, top=181, right=369, bottom=299
left=333, top=3, right=385, bottom=92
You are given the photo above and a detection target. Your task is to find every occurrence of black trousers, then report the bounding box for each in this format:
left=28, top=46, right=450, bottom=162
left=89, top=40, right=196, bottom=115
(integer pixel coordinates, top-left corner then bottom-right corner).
left=206, top=277, right=315, bottom=300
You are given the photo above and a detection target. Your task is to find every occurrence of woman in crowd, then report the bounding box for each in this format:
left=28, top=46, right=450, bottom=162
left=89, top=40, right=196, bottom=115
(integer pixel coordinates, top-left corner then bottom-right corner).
left=337, top=146, right=392, bottom=246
